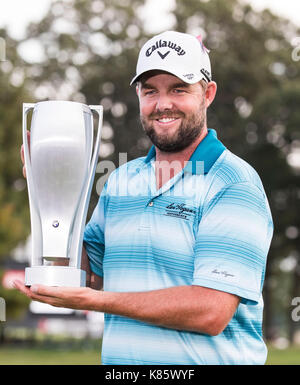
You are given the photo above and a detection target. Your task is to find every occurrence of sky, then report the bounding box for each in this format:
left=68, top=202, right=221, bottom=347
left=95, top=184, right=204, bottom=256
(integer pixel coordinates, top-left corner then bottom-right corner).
left=0, top=0, right=300, bottom=40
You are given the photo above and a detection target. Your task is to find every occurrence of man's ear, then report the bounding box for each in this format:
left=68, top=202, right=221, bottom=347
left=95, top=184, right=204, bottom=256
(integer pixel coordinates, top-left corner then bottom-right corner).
left=136, top=83, right=140, bottom=97
left=205, top=81, right=217, bottom=108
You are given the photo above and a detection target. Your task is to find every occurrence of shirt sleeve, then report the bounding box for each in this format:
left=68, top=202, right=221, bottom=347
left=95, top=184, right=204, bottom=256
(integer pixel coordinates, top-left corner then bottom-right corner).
left=83, top=183, right=108, bottom=277
left=192, top=182, right=273, bottom=305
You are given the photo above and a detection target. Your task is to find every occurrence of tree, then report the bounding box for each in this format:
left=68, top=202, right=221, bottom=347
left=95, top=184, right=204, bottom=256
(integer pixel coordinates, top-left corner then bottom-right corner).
left=0, top=28, right=33, bottom=333
left=0, top=29, right=32, bottom=256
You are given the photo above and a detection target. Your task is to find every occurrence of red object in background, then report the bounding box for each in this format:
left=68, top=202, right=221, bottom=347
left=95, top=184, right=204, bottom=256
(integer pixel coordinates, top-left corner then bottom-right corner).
left=38, top=318, right=48, bottom=333
left=2, top=270, right=25, bottom=289
left=196, top=35, right=209, bottom=52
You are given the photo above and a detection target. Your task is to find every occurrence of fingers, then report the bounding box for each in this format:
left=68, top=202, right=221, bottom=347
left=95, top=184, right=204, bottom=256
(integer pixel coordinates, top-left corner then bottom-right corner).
left=30, top=284, right=63, bottom=297
left=13, top=279, right=93, bottom=310
left=20, top=144, right=24, bottom=164
left=23, top=165, right=27, bottom=178
left=20, top=145, right=27, bottom=178
left=13, top=280, right=65, bottom=307
left=13, top=279, right=32, bottom=296
left=14, top=280, right=60, bottom=298
left=20, top=130, right=30, bottom=179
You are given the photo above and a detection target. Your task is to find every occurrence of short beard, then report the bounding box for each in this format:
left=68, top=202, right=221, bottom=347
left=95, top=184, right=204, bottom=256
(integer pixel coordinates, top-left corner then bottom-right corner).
left=140, top=105, right=206, bottom=153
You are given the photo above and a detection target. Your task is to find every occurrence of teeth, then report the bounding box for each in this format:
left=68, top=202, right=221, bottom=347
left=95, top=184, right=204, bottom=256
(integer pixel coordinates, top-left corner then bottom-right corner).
left=158, top=118, right=176, bottom=123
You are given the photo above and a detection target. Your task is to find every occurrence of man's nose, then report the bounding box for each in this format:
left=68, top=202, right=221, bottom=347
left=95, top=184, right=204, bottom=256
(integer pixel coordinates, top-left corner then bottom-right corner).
left=155, top=94, right=173, bottom=111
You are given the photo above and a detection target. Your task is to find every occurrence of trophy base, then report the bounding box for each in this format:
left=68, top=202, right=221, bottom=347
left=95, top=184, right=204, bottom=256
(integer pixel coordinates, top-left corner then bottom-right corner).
left=25, top=266, right=86, bottom=287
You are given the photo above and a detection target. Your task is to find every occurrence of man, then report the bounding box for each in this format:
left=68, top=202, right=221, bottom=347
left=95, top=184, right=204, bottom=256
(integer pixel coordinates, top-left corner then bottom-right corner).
left=15, top=31, right=273, bottom=365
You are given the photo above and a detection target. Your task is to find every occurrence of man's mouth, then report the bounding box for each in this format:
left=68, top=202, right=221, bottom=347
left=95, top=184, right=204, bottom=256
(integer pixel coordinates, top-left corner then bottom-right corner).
left=149, top=110, right=184, bottom=124
left=156, top=117, right=179, bottom=123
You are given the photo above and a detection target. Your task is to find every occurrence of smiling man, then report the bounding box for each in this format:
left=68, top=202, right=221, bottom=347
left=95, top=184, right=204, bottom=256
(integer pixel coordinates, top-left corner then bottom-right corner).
left=15, top=31, right=273, bottom=365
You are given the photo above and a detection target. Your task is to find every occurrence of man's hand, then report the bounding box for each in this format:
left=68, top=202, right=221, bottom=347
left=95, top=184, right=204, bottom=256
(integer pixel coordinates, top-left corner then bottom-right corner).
left=13, top=280, right=102, bottom=311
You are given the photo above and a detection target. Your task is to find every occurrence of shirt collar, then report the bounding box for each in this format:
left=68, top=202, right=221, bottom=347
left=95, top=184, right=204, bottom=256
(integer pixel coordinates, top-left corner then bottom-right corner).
left=145, top=129, right=226, bottom=175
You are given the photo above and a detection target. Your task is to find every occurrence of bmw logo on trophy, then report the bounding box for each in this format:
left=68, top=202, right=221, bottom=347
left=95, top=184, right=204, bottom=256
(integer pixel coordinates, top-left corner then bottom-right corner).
left=22, top=101, right=102, bottom=287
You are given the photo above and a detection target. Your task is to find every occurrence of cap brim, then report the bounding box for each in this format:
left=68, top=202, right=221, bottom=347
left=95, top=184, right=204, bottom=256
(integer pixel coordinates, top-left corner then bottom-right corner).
left=130, top=69, right=204, bottom=86
left=130, top=73, right=142, bottom=86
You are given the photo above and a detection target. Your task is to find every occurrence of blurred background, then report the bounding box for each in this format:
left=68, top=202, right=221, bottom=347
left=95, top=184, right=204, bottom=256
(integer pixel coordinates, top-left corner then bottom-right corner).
left=0, top=0, right=300, bottom=365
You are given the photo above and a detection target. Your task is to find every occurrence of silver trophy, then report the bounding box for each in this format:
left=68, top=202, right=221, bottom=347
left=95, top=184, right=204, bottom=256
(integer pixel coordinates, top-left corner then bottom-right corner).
left=22, top=101, right=102, bottom=287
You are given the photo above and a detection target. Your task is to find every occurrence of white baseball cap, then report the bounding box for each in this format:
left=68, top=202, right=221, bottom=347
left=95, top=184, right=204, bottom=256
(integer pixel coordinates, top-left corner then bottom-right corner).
left=130, top=31, right=212, bottom=86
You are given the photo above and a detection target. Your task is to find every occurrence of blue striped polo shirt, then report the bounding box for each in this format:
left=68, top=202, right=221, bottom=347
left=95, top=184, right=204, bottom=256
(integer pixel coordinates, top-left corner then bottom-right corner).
left=83, top=129, right=273, bottom=365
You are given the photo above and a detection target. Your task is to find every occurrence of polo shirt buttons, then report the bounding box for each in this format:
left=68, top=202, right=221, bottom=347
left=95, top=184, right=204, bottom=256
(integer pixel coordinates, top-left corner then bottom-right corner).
left=148, top=201, right=154, bottom=207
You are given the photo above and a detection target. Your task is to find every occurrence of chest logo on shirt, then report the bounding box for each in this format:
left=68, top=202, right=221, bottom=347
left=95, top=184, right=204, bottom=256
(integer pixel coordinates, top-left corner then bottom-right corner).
left=165, top=202, right=196, bottom=221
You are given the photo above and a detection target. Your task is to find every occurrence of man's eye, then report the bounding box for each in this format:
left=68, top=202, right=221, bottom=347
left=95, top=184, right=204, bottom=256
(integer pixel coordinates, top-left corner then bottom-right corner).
left=144, top=90, right=156, bottom=96
left=173, top=89, right=185, bottom=93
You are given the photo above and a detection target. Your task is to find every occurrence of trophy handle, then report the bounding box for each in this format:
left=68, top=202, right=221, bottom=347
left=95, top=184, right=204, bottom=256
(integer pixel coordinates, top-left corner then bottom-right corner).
left=22, top=103, right=43, bottom=267
left=68, top=105, right=103, bottom=269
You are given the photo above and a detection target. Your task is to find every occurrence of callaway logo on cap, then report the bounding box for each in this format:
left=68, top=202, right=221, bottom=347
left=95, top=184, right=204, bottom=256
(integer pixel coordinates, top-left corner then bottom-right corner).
left=130, top=31, right=212, bottom=85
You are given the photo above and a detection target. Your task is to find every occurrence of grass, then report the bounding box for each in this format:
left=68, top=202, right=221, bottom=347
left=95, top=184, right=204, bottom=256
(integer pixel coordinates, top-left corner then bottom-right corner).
left=0, top=344, right=299, bottom=365
left=0, top=346, right=101, bottom=365
left=266, top=346, right=300, bottom=365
